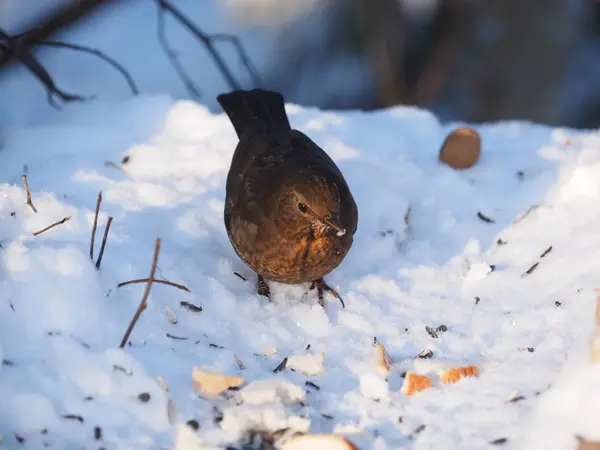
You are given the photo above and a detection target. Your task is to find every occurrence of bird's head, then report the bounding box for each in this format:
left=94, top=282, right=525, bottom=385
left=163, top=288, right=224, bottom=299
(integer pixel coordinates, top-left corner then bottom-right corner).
left=277, top=171, right=349, bottom=239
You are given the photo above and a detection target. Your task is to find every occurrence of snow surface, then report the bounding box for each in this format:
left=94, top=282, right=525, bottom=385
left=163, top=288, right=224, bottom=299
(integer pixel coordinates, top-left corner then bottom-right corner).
left=1, top=92, right=600, bottom=449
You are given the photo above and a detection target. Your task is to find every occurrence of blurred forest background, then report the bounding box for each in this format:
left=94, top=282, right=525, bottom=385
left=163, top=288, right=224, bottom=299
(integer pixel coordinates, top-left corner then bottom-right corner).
left=2, top=0, right=600, bottom=131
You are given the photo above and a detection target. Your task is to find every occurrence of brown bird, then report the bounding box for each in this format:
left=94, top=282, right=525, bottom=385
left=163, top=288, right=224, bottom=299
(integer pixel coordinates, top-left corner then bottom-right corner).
left=217, top=88, right=358, bottom=307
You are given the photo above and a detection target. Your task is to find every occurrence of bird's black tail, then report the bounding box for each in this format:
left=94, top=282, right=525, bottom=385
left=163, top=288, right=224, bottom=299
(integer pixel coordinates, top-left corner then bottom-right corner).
left=216, top=89, right=291, bottom=138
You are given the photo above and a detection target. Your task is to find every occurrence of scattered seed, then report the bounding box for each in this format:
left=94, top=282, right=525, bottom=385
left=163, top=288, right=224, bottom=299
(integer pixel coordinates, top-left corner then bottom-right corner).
left=137, top=392, right=151, bottom=403
left=477, top=212, right=495, bottom=223
left=305, top=381, right=320, bottom=390
left=436, top=324, right=448, bottom=333
left=540, top=246, right=553, bottom=258
left=508, top=395, right=526, bottom=403
left=273, top=357, right=288, bottom=373
left=475, top=297, right=481, bottom=305
left=489, top=264, right=496, bottom=272
left=497, top=238, right=507, bottom=245
left=517, top=170, right=524, bottom=180
left=555, top=301, right=562, bottom=307
left=166, top=333, right=188, bottom=340
left=121, top=155, right=130, bottom=164
left=62, top=414, right=84, bottom=423
left=518, top=347, right=535, bottom=353
left=2, top=359, right=14, bottom=366
left=40, top=428, right=48, bottom=434
left=416, top=349, right=433, bottom=359
left=8, top=299, right=14, bottom=311
left=490, top=438, right=508, bottom=445
left=411, top=424, right=426, bottom=437
left=522, top=262, right=539, bottom=277
left=113, top=364, right=132, bottom=376
left=212, top=406, right=224, bottom=424
left=83, top=396, right=94, bottom=402
left=321, top=414, right=334, bottom=420
left=425, top=326, right=438, bottom=339
left=186, top=419, right=200, bottom=431
left=373, top=336, right=378, bottom=345
left=10, top=212, right=16, bottom=217
left=15, top=434, right=25, bottom=443
left=234, top=354, right=245, bottom=370
left=398, top=416, right=404, bottom=423
left=209, top=343, right=224, bottom=349
left=306, top=344, right=311, bottom=350
left=94, top=426, right=102, bottom=440
left=180, top=301, right=203, bottom=313
left=165, top=306, right=178, bottom=324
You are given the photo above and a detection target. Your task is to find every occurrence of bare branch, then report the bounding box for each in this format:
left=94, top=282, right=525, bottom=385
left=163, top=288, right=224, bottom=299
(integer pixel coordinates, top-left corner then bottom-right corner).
left=156, top=0, right=263, bottom=91
left=0, top=0, right=108, bottom=68
left=95, top=216, right=113, bottom=269
left=1, top=30, right=87, bottom=110
left=21, top=175, right=37, bottom=213
left=118, top=278, right=191, bottom=293
left=90, top=192, right=102, bottom=260
left=37, top=41, right=138, bottom=95
left=32, top=216, right=71, bottom=236
left=120, top=238, right=161, bottom=348
left=157, top=6, right=202, bottom=98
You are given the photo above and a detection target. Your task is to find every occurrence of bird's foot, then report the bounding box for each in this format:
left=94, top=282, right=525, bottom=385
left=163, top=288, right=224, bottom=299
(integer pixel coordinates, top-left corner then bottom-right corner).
left=257, top=274, right=270, bottom=298
left=309, top=278, right=345, bottom=309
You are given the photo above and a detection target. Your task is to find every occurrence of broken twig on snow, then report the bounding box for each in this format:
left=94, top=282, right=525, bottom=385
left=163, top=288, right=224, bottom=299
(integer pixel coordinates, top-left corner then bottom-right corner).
left=32, top=216, right=71, bottom=236
left=118, top=278, right=191, bottom=292
left=90, top=191, right=102, bottom=260
left=21, top=175, right=37, bottom=213
left=95, top=216, right=113, bottom=269
left=119, top=238, right=161, bottom=348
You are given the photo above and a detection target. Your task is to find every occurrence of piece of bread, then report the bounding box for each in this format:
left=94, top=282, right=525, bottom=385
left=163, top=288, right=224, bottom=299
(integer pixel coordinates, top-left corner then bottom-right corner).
left=373, top=343, right=393, bottom=377
left=439, top=365, right=478, bottom=384
left=401, top=372, right=433, bottom=395
left=281, top=434, right=360, bottom=450
left=192, top=367, right=244, bottom=396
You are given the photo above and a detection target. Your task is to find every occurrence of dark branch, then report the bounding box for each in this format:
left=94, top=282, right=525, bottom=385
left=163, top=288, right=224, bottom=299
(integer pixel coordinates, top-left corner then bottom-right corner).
left=0, top=0, right=110, bottom=68
left=157, top=5, right=202, bottom=98
left=37, top=40, right=138, bottom=95
left=156, top=0, right=262, bottom=91
left=1, top=30, right=87, bottom=110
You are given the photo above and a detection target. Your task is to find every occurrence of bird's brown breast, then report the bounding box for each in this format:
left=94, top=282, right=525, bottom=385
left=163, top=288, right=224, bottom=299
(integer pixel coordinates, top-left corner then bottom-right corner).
left=228, top=222, right=353, bottom=284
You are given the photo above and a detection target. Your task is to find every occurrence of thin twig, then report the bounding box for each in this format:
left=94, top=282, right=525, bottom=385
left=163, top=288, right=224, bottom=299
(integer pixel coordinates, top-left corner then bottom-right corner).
left=90, top=191, right=102, bottom=260
left=37, top=41, right=138, bottom=95
left=210, top=33, right=262, bottom=87
left=95, top=216, right=113, bottom=269
left=118, top=278, right=190, bottom=293
left=21, top=175, right=37, bottom=213
left=156, top=0, right=262, bottom=91
left=32, top=216, right=71, bottom=236
left=157, top=6, right=202, bottom=98
left=120, top=238, right=161, bottom=348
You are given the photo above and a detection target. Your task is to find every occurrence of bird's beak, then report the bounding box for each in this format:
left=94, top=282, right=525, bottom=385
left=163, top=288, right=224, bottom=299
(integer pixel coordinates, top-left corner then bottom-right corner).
left=322, top=215, right=346, bottom=237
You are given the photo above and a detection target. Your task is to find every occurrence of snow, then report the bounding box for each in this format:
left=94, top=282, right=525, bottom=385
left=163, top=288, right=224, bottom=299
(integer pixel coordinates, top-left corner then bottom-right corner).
left=1, top=1, right=600, bottom=449
left=1, top=91, right=599, bottom=449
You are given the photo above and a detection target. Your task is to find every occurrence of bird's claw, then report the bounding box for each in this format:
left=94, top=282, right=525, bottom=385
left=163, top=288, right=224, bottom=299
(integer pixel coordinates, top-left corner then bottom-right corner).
left=310, top=278, right=345, bottom=308
left=257, top=274, right=270, bottom=297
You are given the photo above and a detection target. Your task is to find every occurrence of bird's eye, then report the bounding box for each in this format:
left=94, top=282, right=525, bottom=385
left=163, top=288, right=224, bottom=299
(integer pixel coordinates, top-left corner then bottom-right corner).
left=297, top=202, right=308, bottom=213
